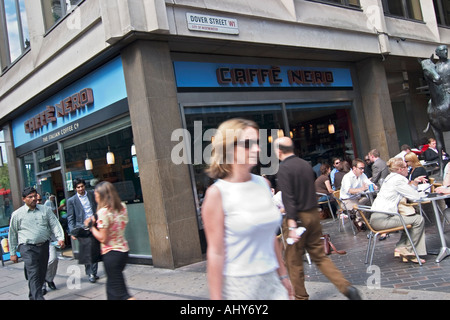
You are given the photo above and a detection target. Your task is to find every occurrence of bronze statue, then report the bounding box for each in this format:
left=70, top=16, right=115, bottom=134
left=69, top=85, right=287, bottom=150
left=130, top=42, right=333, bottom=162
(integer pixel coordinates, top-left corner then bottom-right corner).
left=419, top=45, right=450, bottom=177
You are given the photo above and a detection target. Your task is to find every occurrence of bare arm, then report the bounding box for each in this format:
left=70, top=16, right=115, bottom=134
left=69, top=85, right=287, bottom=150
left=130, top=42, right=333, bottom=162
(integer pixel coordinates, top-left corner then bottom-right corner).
left=201, top=185, right=225, bottom=300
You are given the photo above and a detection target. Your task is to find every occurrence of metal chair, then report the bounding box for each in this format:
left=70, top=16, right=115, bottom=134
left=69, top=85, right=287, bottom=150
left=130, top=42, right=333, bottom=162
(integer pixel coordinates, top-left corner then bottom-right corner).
left=332, top=190, right=356, bottom=235
left=355, top=205, right=422, bottom=266
left=316, top=192, right=336, bottom=221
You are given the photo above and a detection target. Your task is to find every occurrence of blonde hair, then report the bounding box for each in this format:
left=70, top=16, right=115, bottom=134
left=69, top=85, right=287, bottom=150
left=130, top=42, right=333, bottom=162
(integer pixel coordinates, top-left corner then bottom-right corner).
left=404, top=152, right=422, bottom=168
left=94, top=181, right=123, bottom=213
left=387, top=157, right=405, bottom=173
left=206, top=118, right=259, bottom=179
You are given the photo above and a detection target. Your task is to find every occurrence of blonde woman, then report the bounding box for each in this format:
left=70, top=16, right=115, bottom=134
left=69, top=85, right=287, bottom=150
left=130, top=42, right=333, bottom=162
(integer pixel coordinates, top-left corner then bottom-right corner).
left=201, top=118, right=292, bottom=300
left=370, top=157, right=428, bottom=263
left=86, top=181, right=134, bottom=300
left=404, top=152, right=428, bottom=182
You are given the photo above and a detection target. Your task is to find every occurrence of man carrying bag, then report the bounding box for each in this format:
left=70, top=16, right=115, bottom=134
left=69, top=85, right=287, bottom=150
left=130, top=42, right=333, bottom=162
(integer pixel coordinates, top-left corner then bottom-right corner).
left=67, top=178, right=100, bottom=283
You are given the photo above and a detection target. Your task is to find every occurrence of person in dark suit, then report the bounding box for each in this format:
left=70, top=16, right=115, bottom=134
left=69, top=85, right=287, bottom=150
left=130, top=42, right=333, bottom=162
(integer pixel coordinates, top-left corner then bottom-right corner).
left=274, top=137, right=361, bottom=300
left=67, top=178, right=99, bottom=283
left=368, top=149, right=389, bottom=187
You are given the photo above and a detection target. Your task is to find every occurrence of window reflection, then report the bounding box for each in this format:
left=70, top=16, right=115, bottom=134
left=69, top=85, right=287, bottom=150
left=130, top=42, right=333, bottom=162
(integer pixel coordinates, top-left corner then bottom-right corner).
left=0, top=130, right=11, bottom=227
left=63, top=126, right=142, bottom=203
left=0, top=0, right=30, bottom=69
left=41, top=0, right=82, bottom=31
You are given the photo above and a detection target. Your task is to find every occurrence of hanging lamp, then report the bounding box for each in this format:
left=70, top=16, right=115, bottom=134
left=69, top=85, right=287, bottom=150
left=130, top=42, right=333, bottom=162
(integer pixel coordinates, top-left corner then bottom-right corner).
left=85, top=153, right=93, bottom=170
left=106, top=146, right=115, bottom=165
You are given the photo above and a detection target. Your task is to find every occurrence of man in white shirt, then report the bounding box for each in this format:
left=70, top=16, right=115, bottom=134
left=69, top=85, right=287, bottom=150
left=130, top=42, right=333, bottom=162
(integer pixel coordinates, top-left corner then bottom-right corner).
left=340, top=158, right=376, bottom=210
left=395, top=144, right=411, bottom=161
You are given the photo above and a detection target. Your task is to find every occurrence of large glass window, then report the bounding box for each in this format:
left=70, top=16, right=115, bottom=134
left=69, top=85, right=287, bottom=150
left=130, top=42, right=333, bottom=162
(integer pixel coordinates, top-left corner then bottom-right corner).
left=20, top=153, right=35, bottom=189
left=183, top=102, right=357, bottom=233
left=434, top=0, right=450, bottom=26
left=0, top=130, right=12, bottom=227
left=41, top=0, right=83, bottom=31
left=63, top=117, right=150, bottom=256
left=183, top=104, right=285, bottom=209
left=63, top=118, right=142, bottom=204
left=308, top=0, right=360, bottom=8
left=0, top=0, right=30, bottom=71
left=286, top=102, right=356, bottom=172
left=382, top=0, right=423, bottom=21
left=36, top=143, right=60, bottom=172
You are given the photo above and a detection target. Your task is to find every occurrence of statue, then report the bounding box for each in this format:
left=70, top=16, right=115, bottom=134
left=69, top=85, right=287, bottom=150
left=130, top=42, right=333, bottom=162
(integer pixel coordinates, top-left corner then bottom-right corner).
left=419, top=45, right=450, bottom=177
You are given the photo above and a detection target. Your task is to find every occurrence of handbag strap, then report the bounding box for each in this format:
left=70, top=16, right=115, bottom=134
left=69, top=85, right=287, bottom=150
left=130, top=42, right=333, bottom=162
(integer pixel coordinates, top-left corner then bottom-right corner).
left=324, top=234, right=346, bottom=255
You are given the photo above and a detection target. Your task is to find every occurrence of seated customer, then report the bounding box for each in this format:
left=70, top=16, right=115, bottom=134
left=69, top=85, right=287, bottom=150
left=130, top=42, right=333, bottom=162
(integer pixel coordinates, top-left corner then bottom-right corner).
left=334, top=161, right=350, bottom=190
left=405, top=152, right=428, bottom=182
left=340, top=158, right=375, bottom=210
left=370, top=157, right=428, bottom=264
left=315, top=163, right=333, bottom=201
left=423, top=138, right=449, bottom=167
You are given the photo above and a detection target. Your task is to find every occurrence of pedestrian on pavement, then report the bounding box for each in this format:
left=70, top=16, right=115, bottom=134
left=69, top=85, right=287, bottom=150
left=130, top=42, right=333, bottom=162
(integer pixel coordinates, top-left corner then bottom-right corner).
left=274, top=137, right=361, bottom=300
left=8, top=187, right=65, bottom=300
left=36, top=193, right=60, bottom=296
left=67, top=178, right=100, bottom=283
left=202, top=118, right=293, bottom=300
left=87, top=181, right=134, bottom=300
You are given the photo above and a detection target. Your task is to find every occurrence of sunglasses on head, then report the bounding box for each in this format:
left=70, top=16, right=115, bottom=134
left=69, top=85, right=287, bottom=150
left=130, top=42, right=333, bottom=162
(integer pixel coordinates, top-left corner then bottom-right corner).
left=235, top=139, right=260, bottom=149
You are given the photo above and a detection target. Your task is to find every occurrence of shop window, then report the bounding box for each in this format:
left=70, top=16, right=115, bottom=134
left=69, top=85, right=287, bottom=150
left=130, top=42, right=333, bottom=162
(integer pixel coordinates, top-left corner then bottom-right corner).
left=183, top=104, right=285, bottom=222
left=63, top=117, right=150, bottom=256
left=63, top=120, right=142, bottom=203
left=20, top=153, right=36, bottom=190
left=36, top=143, right=60, bottom=172
left=434, top=0, right=450, bottom=26
left=0, top=130, right=12, bottom=227
left=307, top=0, right=360, bottom=8
left=381, top=0, right=423, bottom=21
left=41, top=0, right=83, bottom=31
left=285, top=102, right=356, bottom=174
left=0, top=0, right=30, bottom=71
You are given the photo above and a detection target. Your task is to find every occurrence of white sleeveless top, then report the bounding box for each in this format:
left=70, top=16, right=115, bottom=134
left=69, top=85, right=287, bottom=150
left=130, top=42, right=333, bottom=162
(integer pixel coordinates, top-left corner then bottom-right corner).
left=214, top=174, right=282, bottom=277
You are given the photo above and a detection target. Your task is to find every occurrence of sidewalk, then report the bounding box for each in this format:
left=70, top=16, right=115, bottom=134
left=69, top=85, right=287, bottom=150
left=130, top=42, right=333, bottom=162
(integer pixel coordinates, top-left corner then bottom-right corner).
left=1, top=216, right=450, bottom=300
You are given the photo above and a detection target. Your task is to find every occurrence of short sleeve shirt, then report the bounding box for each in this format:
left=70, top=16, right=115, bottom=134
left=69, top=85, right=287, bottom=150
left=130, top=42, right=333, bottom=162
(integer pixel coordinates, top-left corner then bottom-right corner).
left=96, top=204, right=129, bottom=254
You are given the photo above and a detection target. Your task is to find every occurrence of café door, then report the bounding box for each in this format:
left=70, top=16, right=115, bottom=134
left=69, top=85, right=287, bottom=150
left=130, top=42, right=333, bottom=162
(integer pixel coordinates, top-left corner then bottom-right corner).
left=36, top=169, right=65, bottom=214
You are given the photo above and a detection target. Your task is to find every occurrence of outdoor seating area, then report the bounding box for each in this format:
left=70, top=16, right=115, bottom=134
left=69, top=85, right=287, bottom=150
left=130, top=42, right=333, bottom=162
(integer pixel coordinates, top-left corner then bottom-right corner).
left=305, top=211, right=450, bottom=293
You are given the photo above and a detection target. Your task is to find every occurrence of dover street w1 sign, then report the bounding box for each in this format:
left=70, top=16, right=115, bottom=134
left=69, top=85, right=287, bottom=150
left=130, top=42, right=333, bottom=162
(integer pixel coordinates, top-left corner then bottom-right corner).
left=186, top=12, right=239, bottom=35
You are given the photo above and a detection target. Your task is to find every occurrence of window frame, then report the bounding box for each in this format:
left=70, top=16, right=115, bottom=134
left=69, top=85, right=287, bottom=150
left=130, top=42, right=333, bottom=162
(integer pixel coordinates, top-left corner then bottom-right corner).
left=41, top=0, right=84, bottom=34
left=306, top=0, right=361, bottom=10
left=0, top=0, right=30, bottom=73
left=434, top=0, right=450, bottom=27
left=381, top=0, right=423, bottom=21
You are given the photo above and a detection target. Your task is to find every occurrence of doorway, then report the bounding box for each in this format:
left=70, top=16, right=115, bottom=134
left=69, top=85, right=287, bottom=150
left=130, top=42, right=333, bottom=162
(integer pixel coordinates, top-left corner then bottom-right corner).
left=37, top=169, right=65, bottom=214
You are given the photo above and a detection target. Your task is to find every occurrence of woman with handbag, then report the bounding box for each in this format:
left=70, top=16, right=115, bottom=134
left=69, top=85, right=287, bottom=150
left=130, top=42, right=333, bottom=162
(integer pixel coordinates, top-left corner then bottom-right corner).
left=370, top=157, right=428, bottom=264
left=86, top=181, right=134, bottom=300
left=201, top=118, right=293, bottom=300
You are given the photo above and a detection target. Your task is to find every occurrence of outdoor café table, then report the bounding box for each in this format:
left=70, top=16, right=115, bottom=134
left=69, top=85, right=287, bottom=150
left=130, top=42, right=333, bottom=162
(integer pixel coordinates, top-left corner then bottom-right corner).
left=414, top=192, right=450, bottom=263
left=363, top=189, right=378, bottom=205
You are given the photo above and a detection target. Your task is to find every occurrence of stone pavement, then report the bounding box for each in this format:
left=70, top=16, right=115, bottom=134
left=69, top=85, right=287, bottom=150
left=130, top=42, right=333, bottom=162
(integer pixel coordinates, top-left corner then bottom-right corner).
left=1, top=211, right=450, bottom=301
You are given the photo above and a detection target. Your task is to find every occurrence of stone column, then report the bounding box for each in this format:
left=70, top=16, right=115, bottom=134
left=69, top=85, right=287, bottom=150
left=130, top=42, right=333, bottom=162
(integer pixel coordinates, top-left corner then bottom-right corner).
left=356, top=57, right=398, bottom=160
left=121, top=40, right=202, bottom=268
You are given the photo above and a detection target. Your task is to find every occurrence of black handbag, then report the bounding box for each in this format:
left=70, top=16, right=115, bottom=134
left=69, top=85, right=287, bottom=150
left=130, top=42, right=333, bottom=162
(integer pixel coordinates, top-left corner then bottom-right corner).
left=70, top=226, right=91, bottom=238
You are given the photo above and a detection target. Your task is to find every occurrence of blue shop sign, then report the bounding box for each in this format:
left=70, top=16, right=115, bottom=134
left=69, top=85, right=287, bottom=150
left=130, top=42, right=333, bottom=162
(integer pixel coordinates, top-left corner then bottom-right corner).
left=12, top=56, right=128, bottom=148
left=173, top=61, right=353, bottom=92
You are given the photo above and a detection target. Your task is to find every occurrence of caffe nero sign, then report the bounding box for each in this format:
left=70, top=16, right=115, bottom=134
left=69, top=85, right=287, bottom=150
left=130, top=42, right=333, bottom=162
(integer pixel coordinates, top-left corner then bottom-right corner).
left=24, top=88, right=93, bottom=134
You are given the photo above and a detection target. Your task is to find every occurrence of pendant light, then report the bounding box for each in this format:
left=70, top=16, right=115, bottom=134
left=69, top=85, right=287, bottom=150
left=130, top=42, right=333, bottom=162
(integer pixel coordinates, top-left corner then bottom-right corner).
left=328, top=120, right=335, bottom=135
left=106, top=146, right=115, bottom=165
left=85, top=153, right=93, bottom=170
